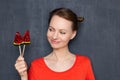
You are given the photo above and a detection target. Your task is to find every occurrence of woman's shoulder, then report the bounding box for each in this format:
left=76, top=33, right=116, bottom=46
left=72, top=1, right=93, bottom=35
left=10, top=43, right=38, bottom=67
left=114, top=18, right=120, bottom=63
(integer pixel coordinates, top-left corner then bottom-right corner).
left=31, top=57, right=44, bottom=65
left=29, top=57, right=46, bottom=69
left=76, top=54, right=91, bottom=63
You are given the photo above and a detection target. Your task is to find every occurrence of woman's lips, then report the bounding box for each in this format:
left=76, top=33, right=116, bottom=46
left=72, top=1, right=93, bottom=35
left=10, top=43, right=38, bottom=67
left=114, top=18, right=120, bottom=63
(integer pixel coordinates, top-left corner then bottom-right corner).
left=50, top=40, right=60, bottom=44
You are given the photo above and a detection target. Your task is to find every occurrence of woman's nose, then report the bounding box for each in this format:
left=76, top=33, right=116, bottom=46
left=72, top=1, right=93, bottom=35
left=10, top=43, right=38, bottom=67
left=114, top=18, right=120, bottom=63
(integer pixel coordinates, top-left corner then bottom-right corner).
left=52, top=32, right=58, bottom=39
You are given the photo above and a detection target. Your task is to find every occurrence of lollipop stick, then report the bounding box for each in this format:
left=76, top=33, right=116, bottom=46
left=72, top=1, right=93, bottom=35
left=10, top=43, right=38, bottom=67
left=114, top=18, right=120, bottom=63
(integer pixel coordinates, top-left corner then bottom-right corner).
left=19, top=46, right=22, bottom=56
left=22, top=45, right=26, bottom=56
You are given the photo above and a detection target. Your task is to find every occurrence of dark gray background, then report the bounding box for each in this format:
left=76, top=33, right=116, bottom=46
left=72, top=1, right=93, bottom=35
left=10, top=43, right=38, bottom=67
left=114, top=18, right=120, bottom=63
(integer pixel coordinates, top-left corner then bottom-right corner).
left=0, top=0, right=120, bottom=80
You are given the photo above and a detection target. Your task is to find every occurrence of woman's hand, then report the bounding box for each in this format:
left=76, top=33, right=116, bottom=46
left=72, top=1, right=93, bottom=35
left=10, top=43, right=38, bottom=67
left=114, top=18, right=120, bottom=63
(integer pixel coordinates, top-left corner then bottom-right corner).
left=15, top=56, right=28, bottom=80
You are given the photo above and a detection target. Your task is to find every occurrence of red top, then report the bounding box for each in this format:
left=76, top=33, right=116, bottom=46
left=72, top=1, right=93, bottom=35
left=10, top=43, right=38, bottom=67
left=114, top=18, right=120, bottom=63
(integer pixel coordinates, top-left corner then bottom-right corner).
left=28, top=55, right=95, bottom=80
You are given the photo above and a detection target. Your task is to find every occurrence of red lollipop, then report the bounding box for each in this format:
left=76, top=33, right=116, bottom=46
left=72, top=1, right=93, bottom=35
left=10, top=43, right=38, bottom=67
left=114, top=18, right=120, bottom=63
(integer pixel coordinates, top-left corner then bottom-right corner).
left=22, top=30, right=31, bottom=56
left=13, top=32, right=22, bottom=46
left=22, top=30, right=30, bottom=44
left=13, top=32, right=22, bottom=55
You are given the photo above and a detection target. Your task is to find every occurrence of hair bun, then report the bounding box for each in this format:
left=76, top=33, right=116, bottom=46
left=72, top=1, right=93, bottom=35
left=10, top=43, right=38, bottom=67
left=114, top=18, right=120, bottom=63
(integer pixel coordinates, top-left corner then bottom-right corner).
left=77, top=17, right=84, bottom=22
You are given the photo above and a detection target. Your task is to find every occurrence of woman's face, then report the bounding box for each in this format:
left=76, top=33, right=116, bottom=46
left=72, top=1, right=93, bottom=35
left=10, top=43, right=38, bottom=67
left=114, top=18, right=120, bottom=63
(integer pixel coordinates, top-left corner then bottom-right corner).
left=47, top=15, right=76, bottom=49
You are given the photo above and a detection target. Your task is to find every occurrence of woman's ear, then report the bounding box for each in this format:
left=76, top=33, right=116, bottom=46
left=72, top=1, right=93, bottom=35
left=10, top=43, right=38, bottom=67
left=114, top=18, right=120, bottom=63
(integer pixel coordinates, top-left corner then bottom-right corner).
left=70, top=31, right=77, bottom=40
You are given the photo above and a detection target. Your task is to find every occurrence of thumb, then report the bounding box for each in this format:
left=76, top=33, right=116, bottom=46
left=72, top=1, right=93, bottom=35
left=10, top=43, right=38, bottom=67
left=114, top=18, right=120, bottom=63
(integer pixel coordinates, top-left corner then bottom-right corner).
left=17, top=55, right=24, bottom=61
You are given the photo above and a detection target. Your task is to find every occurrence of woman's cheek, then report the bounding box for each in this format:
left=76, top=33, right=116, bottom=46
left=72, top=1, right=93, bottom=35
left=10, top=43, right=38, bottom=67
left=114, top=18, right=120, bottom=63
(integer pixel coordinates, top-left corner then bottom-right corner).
left=61, top=36, right=71, bottom=42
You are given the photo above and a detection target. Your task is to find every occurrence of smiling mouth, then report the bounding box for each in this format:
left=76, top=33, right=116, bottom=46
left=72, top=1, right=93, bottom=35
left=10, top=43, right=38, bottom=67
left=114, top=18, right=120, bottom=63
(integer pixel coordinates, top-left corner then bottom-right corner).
left=51, top=40, right=60, bottom=44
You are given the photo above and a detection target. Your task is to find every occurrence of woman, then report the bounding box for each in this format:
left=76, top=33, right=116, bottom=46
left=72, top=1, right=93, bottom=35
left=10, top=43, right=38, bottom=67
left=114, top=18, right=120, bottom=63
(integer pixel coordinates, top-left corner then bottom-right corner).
left=15, top=8, right=95, bottom=80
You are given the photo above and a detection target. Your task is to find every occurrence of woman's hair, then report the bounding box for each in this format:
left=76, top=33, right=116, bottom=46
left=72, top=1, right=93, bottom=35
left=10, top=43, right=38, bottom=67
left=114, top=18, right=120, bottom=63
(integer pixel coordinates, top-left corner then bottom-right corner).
left=48, top=8, right=84, bottom=31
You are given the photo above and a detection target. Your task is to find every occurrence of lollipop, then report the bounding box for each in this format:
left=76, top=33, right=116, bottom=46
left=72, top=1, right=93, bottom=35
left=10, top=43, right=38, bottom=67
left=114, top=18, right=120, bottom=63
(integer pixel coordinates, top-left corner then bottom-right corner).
left=13, top=32, right=22, bottom=55
left=22, top=30, right=30, bottom=44
left=22, top=30, right=30, bottom=56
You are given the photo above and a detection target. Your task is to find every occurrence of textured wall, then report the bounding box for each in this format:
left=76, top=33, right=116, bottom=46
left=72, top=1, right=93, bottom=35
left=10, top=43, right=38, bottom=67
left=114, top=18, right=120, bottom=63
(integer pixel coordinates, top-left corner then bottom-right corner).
left=0, top=0, right=120, bottom=80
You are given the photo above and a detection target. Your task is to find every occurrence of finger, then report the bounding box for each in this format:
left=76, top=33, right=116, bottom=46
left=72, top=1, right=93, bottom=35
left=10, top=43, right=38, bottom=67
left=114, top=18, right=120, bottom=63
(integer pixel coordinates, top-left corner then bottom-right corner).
left=15, top=61, right=26, bottom=68
left=15, top=60, right=25, bottom=65
left=15, top=63, right=27, bottom=73
left=18, top=67, right=27, bottom=74
left=16, top=57, right=24, bottom=63
left=15, top=64, right=26, bottom=69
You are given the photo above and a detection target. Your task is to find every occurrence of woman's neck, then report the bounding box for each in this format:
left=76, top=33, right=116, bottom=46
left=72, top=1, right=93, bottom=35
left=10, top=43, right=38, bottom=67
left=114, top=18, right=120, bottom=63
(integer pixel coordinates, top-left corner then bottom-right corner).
left=50, top=46, right=73, bottom=61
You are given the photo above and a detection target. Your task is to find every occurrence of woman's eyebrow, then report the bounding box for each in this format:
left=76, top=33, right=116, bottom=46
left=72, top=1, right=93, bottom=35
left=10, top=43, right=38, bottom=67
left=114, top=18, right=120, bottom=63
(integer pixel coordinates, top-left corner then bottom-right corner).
left=49, top=26, right=54, bottom=28
left=49, top=26, right=67, bottom=31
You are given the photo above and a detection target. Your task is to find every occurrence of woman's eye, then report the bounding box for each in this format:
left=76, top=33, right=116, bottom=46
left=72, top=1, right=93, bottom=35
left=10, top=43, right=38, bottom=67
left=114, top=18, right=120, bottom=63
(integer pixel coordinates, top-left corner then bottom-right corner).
left=49, top=28, right=53, bottom=32
left=60, top=32, right=66, bottom=34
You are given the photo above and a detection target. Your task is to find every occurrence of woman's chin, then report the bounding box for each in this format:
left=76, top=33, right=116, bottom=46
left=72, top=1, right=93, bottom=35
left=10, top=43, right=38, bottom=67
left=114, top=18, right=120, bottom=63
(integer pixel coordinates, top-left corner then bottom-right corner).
left=50, top=45, right=67, bottom=50
left=51, top=45, right=60, bottom=49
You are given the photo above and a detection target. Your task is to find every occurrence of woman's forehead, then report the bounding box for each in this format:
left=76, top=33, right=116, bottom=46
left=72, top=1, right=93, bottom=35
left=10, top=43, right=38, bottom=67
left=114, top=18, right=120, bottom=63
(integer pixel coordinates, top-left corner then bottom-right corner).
left=49, top=15, right=73, bottom=30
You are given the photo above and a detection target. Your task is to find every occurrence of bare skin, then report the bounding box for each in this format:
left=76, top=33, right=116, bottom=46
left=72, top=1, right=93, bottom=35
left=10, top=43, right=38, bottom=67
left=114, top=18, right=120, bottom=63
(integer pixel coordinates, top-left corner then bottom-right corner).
left=44, top=48, right=76, bottom=72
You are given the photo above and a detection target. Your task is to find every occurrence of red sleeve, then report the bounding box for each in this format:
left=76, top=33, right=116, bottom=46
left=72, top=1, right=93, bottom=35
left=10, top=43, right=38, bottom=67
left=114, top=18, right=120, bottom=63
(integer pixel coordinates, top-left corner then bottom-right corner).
left=86, top=59, right=95, bottom=80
